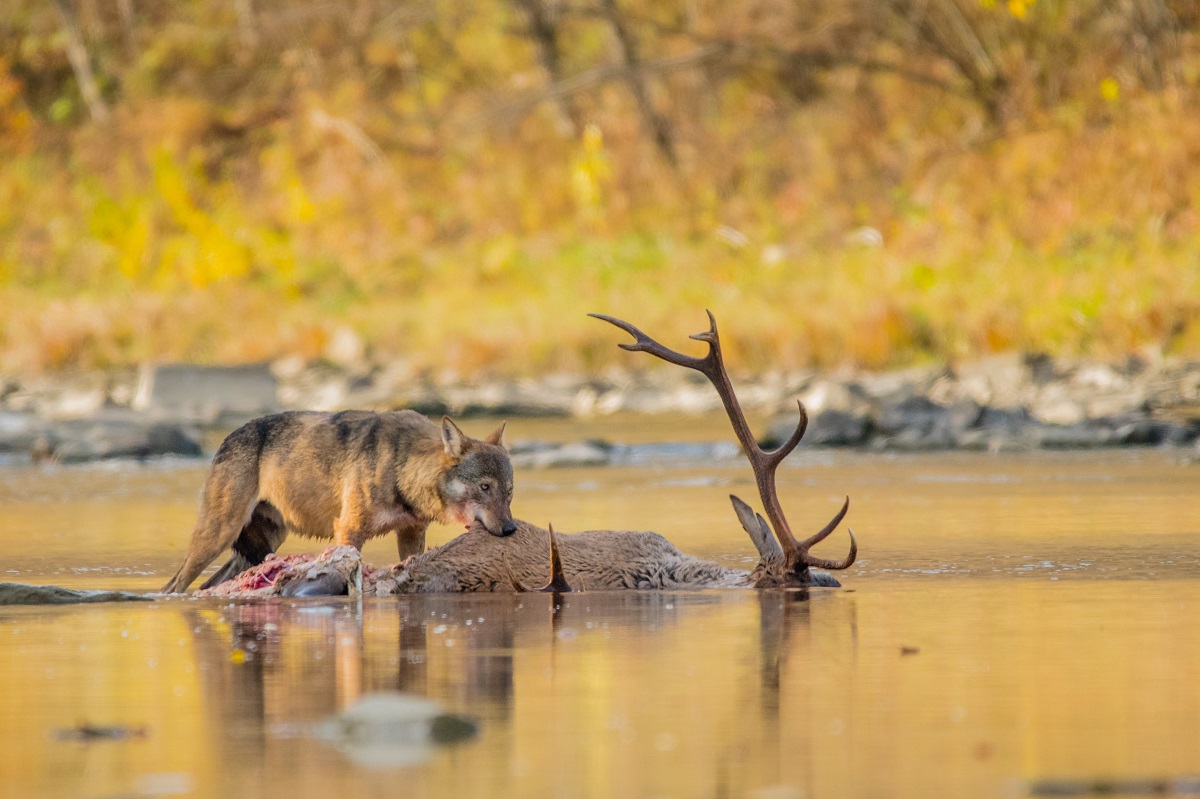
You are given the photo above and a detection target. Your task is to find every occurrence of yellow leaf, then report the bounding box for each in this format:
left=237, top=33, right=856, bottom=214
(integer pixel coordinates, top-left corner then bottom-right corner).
left=1100, top=77, right=1120, bottom=103
left=1007, top=0, right=1030, bottom=19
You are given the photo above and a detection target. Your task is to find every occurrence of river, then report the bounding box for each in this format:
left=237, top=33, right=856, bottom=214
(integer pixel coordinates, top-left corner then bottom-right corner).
left=1, top=415, right=1198, bottom=798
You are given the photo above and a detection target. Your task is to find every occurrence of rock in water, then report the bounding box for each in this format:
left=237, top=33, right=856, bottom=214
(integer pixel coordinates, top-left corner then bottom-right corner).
left=0, top=582, right=152, bottom=605
left=314, top=693, right=478, bottom=768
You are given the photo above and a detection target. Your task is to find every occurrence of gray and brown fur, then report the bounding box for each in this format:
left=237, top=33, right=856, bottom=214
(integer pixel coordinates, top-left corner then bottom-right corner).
left=368, top=508, right=842, bottom=595
left=160, top=410, right=514, bottom=593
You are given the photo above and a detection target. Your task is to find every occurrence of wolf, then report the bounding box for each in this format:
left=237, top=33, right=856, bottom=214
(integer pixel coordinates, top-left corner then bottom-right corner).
left=160, top=410, right=515, bottom=593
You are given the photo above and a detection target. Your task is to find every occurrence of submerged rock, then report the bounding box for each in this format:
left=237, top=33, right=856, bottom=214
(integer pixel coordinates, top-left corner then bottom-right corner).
left=54, top=723, right=149, bottom=742
left=315, top=692, right=478, bottom=768
left=0, top=582, right=152, bottom=605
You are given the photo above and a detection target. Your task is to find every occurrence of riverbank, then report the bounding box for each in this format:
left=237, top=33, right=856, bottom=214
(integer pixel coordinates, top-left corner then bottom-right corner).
left=2, top=351, right=1198, bottom=465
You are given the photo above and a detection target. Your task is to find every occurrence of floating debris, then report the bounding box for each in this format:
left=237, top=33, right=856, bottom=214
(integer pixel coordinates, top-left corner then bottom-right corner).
left=54, top=723, right=148, bottom=742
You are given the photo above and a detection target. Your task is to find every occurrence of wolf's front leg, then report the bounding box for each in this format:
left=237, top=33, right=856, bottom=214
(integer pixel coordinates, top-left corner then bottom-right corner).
left=335, top=496, right=426, bottom=554
left=394, top=522, right=428, bottom=560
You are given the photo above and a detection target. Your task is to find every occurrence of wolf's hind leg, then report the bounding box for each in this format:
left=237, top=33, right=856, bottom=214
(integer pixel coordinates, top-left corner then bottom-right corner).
left=199, top=503, right=288, bottom=589
left=161, top=447, right=262, bottom=593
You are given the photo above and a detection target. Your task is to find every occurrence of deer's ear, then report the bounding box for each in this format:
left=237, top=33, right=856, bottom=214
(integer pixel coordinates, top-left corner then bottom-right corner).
left=441, top=417, right=465, bottom=460
left=730, top=495, right=783, bottom=565
left=485, top=421, right=507, bottom=450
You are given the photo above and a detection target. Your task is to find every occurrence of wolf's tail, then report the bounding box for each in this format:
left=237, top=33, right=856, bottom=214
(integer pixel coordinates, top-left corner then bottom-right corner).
left=161, top=421, right=273, bottom=593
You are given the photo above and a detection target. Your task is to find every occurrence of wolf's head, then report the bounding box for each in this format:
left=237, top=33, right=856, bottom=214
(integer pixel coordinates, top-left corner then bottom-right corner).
left=437, top=417, right=517, bottom=537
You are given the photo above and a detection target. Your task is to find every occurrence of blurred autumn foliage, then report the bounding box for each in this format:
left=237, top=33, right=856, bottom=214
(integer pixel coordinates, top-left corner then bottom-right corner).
left=2, top=0, right=1200, bottom=375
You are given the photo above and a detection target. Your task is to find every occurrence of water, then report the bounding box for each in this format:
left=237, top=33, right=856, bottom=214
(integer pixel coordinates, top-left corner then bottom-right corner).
left=1, top=419, right=1199, bottom=798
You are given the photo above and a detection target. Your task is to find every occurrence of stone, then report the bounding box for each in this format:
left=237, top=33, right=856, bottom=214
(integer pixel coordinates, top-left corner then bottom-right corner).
left=875, top=395, right=947, bottom=436
left=1030, top=384, right=1086, bottom=425
left=0, top=412, right=47, bottom=453
left=324, top=325, right=366, bottom=368
left=955, top=407, right=1041, bottom=451
left=810, top=408, right=873, bottom=447
left=315, top=692, right=478, bottom=769
left=45, top=415, right=203, bottom=463
left=277, top=364, right=351, bottom=411
left=952, top=353, right=1028, bottom=407
left=4, top=373, right=108, bottom=419
left=0, top=582, right=151, bottom=605
left=1084, top=390, right=1146, bottom=419
left=1033, top=423, right=1116, bottom=449
left=799, top=379, right=871, bottom=416
left=763, top=408, right=871, bottom=448
left=1022, top=351, right=1061, bottom=385
left=857, top=365, right=946, bottom=401
left=886, top=399, right=982, bottom=450
left=509, top=440, right=613, bottom=468
left=443, top=380, right=575, bottom=418
left=133, top=364, right=277, bottom=424
left=1111, top=418, right=1196, bottom=447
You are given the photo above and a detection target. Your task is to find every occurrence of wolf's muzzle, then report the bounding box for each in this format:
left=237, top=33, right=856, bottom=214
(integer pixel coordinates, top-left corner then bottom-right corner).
left=500, top=521, right=518, bottom=536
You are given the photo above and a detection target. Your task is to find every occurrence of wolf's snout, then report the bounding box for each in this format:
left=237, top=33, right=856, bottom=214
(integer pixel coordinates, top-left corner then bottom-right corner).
left=475, top=512, right=518, bottom=537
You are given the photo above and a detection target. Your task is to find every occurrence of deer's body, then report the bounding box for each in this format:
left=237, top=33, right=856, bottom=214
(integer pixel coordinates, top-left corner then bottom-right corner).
left=372, top=520, right=799, bottom=593
left=196, top=518, right=842, bottom=598
left=381, top=519, right=840, bottom=592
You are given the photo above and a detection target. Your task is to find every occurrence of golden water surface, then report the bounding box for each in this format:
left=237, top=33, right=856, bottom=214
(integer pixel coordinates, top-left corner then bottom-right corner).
left=1, top=418, right=1199, bottom=798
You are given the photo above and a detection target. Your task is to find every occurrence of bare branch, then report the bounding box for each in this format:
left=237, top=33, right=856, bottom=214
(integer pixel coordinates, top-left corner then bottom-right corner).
left=54, top=0, right=110, bottom=123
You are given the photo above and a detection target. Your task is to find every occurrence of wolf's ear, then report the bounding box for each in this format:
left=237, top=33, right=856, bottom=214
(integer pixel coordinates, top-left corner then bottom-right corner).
left=441, top=416, right=465, bottom=460
left=485, top=421, right=507, bottom=450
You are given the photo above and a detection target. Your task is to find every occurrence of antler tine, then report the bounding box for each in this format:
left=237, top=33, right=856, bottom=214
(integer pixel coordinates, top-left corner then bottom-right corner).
left=800, top=495, right=849, bottom=550
left=588, top=313, right=709, bottom=370
left=538, top=523, right=573, bottom=593
left=803, top=529, right=857, bottom=571
left=764, top=400, right=809, bottom=471
left=687, top=309, right=720, bottom=346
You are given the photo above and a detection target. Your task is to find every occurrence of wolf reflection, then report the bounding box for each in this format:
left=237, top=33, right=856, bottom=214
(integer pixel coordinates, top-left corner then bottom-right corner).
left=184, top=589, right=857, bottom=773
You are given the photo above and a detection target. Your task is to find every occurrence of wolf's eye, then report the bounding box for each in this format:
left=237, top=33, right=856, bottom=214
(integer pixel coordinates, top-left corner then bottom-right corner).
left=480, top=481, right=491, bottom=492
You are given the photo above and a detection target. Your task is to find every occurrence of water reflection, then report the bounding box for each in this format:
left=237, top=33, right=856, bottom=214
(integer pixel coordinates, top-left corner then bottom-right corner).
left=5, top=578, right=1200, bottom=798
left=3, top=446, right=1200, bottom=798
left=185, top=590, right=795, bottom=726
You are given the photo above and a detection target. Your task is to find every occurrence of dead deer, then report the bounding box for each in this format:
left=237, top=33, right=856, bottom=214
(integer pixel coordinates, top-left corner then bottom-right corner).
left=196, top=312, right=857, bottom=597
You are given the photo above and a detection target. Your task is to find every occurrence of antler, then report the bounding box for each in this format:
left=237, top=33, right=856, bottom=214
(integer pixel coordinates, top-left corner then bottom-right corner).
left=589, top=311, right=856, bottom=583
left=505, top=524, right=573, bottom=593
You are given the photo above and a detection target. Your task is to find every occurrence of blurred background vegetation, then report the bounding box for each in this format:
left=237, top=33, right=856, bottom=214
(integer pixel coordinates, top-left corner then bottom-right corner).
left=2, top=0, right=1199, bottom=377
